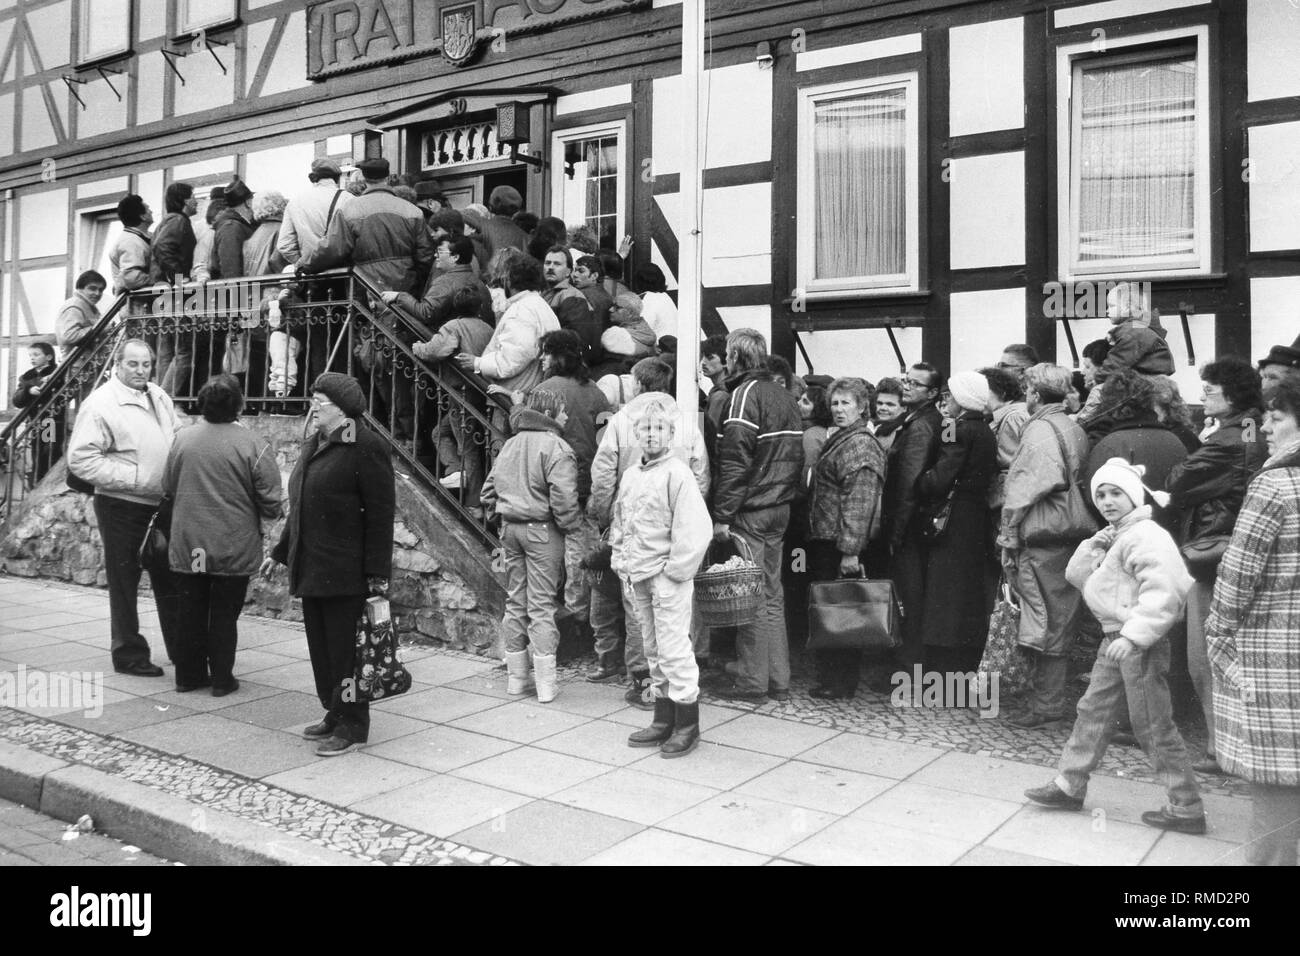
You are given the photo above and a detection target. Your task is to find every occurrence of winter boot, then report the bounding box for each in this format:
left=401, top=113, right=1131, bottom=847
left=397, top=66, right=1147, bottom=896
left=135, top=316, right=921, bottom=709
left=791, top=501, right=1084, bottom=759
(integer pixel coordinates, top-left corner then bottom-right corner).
left=624, top=669, right=653, bottom=710
left=504, top=650, right=534, bottom=696
left=627, top=697, right=675, bottom=747
left=660, top=701, right=700, bottom=758
left=533, top=652, right=558, bottom=704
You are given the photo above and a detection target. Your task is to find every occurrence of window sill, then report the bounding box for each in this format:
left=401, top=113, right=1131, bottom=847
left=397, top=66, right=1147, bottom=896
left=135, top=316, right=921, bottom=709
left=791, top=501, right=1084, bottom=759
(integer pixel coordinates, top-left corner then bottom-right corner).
left=784, top=289, right=931, bottom=308
left=74, top=50, right=134, bottom=72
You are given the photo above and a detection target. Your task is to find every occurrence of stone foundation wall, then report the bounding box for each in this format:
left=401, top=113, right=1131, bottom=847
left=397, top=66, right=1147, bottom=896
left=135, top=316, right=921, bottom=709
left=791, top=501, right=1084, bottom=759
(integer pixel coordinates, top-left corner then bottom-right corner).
left=1, top=416, right=506, bottom=655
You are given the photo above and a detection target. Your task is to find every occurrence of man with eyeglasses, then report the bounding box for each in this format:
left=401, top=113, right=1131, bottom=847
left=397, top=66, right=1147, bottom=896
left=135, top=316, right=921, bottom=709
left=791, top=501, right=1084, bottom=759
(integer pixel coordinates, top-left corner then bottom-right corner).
left=998, top=344, right=1039, bottom=385
left=880, top=363, right=946, bottom=679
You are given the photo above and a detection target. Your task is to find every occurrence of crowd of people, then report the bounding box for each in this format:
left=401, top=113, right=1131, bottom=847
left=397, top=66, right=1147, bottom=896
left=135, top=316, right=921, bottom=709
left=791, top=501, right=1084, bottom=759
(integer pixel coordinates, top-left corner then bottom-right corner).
left=13, top=157, right=1300, bottom=861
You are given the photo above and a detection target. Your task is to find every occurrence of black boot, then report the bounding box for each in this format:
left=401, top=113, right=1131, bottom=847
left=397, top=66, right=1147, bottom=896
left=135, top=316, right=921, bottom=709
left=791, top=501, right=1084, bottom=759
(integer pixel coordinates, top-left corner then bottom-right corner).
left=660, top=701, right=700, bottom=758
left=628, top=697, right=674, bottom=747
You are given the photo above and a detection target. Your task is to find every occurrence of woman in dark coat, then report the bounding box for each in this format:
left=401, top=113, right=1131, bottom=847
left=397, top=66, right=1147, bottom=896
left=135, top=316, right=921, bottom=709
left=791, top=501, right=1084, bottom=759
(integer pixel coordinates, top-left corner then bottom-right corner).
left=1166, top=357, right=1267, bottom=774
left=806, top=377, right=887, bottom=699
left=265, top=372, right=395, bottom=756
left=917, top=370, right=997, bottom=679
left=12, top=341, right=62, bottom=483
left=164, top=375, right=282, bottom=695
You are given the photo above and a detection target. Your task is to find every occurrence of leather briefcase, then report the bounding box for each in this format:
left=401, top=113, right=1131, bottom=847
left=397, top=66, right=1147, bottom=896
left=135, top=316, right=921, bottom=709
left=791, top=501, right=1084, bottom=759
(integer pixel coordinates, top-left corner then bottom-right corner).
left=806, top=578, right=903, bottom=652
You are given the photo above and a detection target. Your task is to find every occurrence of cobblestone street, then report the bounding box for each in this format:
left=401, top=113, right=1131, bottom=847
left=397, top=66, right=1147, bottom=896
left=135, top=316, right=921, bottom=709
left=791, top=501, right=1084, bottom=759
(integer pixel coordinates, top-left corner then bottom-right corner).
left=0, top=576, right=1253, bottom=866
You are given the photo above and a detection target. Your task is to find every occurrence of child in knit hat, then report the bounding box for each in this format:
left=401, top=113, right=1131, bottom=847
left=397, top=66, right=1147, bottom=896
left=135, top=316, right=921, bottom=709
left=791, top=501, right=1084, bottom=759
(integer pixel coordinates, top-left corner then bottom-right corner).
left=1025, top=457, right=1204, bottom=832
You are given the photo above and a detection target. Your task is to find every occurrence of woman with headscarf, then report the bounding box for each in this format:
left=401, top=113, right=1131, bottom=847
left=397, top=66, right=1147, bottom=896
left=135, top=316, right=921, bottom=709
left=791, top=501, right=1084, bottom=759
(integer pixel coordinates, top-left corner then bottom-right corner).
left=917, top=371, right=998, bottom=682
left=265, top=372, right=395, bottom=756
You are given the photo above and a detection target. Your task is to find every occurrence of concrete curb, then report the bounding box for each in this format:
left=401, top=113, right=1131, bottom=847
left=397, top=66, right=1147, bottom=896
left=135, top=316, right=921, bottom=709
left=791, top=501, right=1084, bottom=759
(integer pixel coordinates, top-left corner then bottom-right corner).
left=0, top=739, right=369, bottom=866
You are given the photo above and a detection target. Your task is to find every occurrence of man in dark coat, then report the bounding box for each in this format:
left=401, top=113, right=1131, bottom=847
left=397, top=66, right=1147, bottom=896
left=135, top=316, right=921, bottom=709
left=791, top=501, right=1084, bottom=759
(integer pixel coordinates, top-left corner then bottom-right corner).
left=477, top=185, right=529, bottom=265
left=710, top=329, right=804, bottom=702
left=381, top=235, right=491, bottom=327
left=882, top=363, right=944, bottom=673
left=268, top=372, right=395, bottom=756
left=209, top=177, right=255, bottom=281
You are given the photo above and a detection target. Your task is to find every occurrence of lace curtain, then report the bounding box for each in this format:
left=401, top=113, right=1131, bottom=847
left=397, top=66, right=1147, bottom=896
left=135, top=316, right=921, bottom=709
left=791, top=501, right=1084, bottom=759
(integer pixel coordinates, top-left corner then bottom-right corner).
left=1076, top=55, right=1196, bottom=264
left=813, top=88, right=907, bottom=281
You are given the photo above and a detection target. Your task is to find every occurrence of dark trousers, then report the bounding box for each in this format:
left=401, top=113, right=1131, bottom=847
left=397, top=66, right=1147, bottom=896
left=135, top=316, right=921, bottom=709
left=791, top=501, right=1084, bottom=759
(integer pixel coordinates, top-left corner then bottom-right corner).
left=889, top=532, right=928, bottom=668
left=94, top=494, right=182, bottom=668
left=175, top=574, right=249, bottom=689
left=302, top=594, right=370, bottom=742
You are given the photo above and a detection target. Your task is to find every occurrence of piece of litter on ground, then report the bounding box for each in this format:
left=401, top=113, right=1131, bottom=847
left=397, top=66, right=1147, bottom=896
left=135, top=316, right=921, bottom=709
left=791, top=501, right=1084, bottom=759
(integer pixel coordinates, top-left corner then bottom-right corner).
left=122, top=845, right=141, bottom=854
left=76, top=814, right=93, bottom=832
left=62, top=829, right=79, bottom=841
left=154, top=705, right=170, bottom=711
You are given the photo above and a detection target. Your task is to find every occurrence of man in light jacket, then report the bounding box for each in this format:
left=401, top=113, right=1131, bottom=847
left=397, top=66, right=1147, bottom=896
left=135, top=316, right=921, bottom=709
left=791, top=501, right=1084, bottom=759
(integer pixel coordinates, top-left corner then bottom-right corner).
left=56, top=270, right=107, bottom=350
left=998, top=362, right=1095, bottom=730
left=67, top=339, right=184, bottom=677
left=278, top=158, right=352, bottom=266
left=108, top=195, right=154, bottom=295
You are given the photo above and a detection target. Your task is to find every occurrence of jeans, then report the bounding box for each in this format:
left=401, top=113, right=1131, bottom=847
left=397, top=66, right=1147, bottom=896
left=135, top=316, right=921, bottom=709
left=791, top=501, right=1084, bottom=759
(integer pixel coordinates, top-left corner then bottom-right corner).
left=1184, top=579, right=1216, bottom=756
left=562, top=511, right=597, bottom=622
left=1056, top=637, right=1202, bottom=816
left=501, top=520, right=564, bottom=656
left=94, top=495, right=182, bottom=668
left=590, top=567, right=645, bottom=672
left=1246, top=784, right=1300, bottom=866
left=732, top=505, right=791, bottom=694
left=629, top=575, right=700, bottom=704
left=175, top=574, right=249, bottom=689
left=301, top=594, right=369, bottom=743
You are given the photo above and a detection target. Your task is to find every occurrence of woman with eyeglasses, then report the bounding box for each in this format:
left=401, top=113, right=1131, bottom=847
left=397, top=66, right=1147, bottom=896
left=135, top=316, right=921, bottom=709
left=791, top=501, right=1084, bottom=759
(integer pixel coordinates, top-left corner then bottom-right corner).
left=264, top=372, right=395, bottom=757
left=1166, top=357, right=1267, bottom=776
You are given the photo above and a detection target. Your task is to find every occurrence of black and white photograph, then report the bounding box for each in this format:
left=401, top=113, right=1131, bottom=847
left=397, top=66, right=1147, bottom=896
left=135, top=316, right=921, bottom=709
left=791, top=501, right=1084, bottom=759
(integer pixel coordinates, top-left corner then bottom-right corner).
left=0, top=0, right=1295, bottom=908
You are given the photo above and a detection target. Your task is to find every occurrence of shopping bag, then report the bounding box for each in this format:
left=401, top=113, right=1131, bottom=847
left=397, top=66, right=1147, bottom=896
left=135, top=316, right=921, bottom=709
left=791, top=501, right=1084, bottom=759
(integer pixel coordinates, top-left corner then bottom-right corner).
left=974, top=578, right=1033, bottom=697
left=805, top=577, right=903, bottom=652
left=353, top=597, right=412, bottom=701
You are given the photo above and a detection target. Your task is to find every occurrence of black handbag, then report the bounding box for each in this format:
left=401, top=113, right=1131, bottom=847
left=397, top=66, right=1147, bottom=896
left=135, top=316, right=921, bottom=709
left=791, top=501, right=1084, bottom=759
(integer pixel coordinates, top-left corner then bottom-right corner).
left=1180, top=534, right=1231, bottom=581
left=806, top=576, right=904, bottom=652
left=137, top=497, right=171, bottom=572
left=920, top=486, right=956, bottom=542
left=67, top=471, right=96, bottom=495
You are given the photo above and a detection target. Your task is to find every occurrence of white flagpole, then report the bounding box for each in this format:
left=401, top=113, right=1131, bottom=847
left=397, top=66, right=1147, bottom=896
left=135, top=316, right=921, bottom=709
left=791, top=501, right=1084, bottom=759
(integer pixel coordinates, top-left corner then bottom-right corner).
left=675, top=0, right=704, bottom=442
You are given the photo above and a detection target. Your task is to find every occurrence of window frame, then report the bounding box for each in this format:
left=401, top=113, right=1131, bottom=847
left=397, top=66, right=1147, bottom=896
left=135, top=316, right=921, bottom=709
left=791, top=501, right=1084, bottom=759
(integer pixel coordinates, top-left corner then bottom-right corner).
left=76, top=0, right=134, bottom=69
left=795, top=71, right=921, bottom=300
left=549, top=119, right=628, bottom=252
left=1055, top=25, right=1212, bottom=281
left=174, top=0, right=240, bottom=38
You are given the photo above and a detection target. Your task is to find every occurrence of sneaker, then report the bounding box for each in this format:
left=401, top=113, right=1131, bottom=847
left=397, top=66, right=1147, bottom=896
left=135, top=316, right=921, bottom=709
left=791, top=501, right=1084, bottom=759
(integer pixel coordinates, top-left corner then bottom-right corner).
left=1007, top=710, right=1066, bottom=730
left=439, top=471, right=463, bottom=489
left=316, top=735, right=362, bottom=757
left=1024, top=783, right=1084, bottom=811
left=1140, top=808, right=1207, bottom=835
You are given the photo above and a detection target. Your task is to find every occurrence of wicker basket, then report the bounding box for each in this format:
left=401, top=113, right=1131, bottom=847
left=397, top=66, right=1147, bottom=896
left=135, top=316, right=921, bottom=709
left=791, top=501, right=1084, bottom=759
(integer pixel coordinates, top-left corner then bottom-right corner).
left=694, top=534, right=764, bottom=627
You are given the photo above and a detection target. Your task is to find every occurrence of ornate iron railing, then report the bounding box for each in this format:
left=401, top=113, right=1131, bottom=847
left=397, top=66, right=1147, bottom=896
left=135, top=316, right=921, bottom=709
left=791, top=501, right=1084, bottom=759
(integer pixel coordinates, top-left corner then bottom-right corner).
left=2, top=269, right=509, bottom=548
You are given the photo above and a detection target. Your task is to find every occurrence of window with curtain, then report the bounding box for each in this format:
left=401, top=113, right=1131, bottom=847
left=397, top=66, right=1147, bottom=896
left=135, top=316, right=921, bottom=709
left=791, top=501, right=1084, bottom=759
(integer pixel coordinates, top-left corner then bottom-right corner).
left=552, top=124, right=624, bottom=251
left=798, top=75, right=918, bottom=295
left=1070, top=48, right=1200, bottom=273
left=78, top=0, right=133, bottom=65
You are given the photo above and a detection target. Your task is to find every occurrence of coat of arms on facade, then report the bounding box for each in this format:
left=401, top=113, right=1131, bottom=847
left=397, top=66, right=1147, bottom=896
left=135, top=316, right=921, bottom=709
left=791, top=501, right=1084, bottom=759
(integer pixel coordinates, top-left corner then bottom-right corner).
left=441, top=5, right=480, bottom=67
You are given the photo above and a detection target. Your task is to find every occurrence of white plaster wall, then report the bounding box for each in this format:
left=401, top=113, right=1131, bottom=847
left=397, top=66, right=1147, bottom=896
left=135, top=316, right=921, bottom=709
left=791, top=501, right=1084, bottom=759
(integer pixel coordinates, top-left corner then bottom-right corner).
left=716, top=306, right=772, bottom=353
left=135, top=52, right=166, bottom=127
left=949, top=152, right=1025, bottom=269
left=0, top=93, right=14, bottom=158
left=137, top=170, right=165, bottom=209
left=1251, top=278, right=1300, bottom=365
left=704, top=63, right=771, bottom=169
left=794, top=327, right=924, bottom=386
left=950, top=288, right=1026, bottom=374
left=20, top=84, right=56, bottom=152
left=949, top=18, right=1023, bottom=137
left=243, top=141, right=317, bottom=203
left=700, top=183, right=770, bottom=287
left=173, top=38, right=236, bottom=117
left=652, top=74, right=682, bottom=177
left=556, top=84, right=632, bottom=116
left=1247, top=0, right=1300, bottom=102
left=76, top=177, right=130, bottom=199
left=25, top=1, right=70, bottom=71
left=19, top=266, right=69, bottom=335
left=1248, top=121, right=1300, bottom=252
left=78, top=71, right=130, bottom=139
left=18, top=190, right=68, bottom=259
left=259, top=11, right=311, bottom=98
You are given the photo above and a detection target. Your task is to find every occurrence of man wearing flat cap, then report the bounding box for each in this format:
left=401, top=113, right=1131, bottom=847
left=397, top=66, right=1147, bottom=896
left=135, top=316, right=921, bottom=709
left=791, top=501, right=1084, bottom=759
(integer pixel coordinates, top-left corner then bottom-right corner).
left=478, top=184, right=529, bottom=265
left=1258, top=333, right=1300, bottom=402
left=279, top=157, right=353, bottom=266
left=209, top=176, right=256, bottom=281
left=298, top=156, right=433, bottom=295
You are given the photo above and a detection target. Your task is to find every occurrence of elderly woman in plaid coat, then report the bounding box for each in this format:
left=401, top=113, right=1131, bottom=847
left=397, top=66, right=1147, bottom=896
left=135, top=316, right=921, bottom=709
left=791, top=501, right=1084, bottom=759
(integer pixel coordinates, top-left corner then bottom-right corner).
left=1205, top=381, right=1300, bottom=865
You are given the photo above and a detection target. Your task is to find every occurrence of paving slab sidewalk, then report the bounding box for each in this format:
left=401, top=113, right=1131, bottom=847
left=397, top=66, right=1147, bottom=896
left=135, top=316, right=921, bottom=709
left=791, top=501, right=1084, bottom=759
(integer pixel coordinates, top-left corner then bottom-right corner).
left=0, top=576, right=1251, bottom=866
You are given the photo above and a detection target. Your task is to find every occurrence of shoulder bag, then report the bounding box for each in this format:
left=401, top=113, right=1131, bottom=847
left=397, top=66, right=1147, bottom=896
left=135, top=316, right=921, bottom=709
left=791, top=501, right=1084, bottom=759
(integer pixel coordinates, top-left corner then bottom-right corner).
left=1022, top=418, right=1098, bottom=545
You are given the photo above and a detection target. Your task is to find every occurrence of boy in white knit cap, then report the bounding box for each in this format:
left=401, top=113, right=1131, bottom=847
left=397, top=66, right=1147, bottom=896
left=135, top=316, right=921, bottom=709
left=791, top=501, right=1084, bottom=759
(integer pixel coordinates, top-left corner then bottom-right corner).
left=1025, top=456, right=1204, bottom=833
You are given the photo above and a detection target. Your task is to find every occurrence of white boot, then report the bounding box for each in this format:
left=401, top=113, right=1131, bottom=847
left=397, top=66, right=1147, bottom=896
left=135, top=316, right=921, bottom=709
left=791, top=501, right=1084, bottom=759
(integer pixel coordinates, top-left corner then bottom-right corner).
left=533, top=652, right=558, bottom=704
left=504, top=650, right=534, bottom=696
